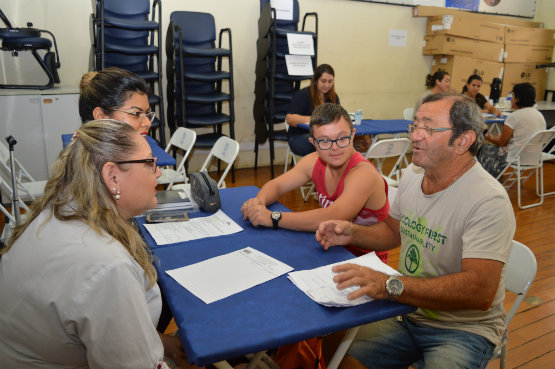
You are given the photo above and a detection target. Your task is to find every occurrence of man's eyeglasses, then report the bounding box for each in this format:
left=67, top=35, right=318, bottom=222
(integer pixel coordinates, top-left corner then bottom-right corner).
left=111, top=109, right=156, bottom=122
left=312, top=131, right=353, bottom=150
left=408, top=124, right=453, bottom=137
left=115, top=157, right=158, bottom=173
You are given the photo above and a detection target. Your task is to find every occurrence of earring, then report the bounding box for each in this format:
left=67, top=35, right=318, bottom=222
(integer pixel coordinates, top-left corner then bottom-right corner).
left=112, top=187, right=121, bottom=200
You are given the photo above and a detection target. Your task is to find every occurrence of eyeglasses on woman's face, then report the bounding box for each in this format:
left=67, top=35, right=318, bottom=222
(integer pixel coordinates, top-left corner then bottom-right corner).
left=311, top=130, right=352, bottom=150
left=408, top=124, right=453, bottom=137
left=111, top=109, right=156, bottom=122
left=115, top=157, right=158, bottom=173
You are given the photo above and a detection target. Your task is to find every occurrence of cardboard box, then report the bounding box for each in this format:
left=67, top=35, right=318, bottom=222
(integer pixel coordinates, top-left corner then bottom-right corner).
left=423, top=35, right=504, bottom=62
left=501, top=62, right=547, bottom=98
left=503, top=44, right=554, bottom=63
left=505, top=25, right=555, bottom=47
left=426, top=15, right=505, bottom=44
left=432, top=55, right=504, bottom=93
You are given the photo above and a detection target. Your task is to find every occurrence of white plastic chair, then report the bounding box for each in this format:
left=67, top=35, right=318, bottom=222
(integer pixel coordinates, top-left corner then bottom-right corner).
left=157, top=127, right=197, bottom=189
left=365, top=138, right=411, bottom=187
left=540, top=127, right=555, bottom=196
left=496, top=129, right=555, bottom=209
left=0, top=141, right=46, bottom=201
left=199, top=136, right=240, bottom=189
left=490, top=240, right=537, bottom=369
left=403, top=107, right=414, bottom=120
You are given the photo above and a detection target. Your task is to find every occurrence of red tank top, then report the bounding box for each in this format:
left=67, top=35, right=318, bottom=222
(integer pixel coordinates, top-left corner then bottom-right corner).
left=312, top=151, right=390, bottom=263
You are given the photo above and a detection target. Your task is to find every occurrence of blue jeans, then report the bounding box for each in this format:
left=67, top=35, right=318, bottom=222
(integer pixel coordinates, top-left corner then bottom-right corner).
left=348, top=317, right=495, bottom=369
left=288, top=133, right=315, bottom=157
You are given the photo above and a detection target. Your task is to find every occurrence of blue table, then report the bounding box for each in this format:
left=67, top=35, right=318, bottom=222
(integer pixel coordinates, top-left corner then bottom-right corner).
left=137, top=186, right=415, bottom=367
left=61, top=134, right=176, bottom=166
left=483, top=113, right=508, bottom=136
left=299, top=119, right=411, bottom=137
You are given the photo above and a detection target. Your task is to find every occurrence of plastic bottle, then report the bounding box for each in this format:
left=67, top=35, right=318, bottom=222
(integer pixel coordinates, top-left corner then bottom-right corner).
left=506, top=92, right=512, bottom=109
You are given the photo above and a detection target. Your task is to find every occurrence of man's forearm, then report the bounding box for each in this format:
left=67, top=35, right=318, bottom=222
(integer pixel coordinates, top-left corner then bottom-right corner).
left=351, top=218, right=401, bottom=252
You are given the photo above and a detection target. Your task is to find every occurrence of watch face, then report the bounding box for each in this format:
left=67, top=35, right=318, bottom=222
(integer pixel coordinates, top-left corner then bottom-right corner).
left=271, top=211, right=281, bottom=220
left=387, top=277, right=403, bottom=297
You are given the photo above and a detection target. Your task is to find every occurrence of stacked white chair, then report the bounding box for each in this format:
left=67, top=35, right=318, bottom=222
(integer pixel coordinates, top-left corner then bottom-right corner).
left=157, top=127, right=197, bottom=189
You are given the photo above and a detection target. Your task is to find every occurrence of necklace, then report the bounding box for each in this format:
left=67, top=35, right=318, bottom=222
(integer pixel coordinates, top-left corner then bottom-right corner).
left=445, top=158, right=476, bottom=189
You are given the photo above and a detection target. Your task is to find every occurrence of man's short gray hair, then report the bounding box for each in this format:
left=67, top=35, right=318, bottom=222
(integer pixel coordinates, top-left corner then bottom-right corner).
left=421, top=92, right=485, bottom=156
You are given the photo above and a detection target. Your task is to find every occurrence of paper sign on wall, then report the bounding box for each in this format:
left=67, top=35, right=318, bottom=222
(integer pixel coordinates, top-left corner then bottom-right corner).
left=285, top=55, right=313, bottom=76
left=286, top=33, right=314, bottom=56
left=388, top=29, right=407, bottom=47
left=270, top=0, right=293, bottom=21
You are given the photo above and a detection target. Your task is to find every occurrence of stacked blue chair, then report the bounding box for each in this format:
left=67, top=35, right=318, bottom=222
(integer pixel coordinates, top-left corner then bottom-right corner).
left=0, top=8, right=60, bottom=90
left=166, top=11, right=235, bottom=181
left=254, top=0, right=317, bottom=178
left=91, top=0, right=166, bottom=146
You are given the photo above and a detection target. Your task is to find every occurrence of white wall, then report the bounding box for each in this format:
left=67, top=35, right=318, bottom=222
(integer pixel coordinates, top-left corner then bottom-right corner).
left=1, top=0, right=553, bottom=169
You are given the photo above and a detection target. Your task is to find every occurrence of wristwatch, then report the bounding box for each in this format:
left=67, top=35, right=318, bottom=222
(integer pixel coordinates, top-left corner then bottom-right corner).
left=271, top=211, right=282, bottom=229
left=385, top=276, right=404, bottom=300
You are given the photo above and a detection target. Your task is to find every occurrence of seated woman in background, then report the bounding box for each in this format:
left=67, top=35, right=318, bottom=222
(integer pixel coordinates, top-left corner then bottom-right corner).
left=415, top=69, right=451, bottom=109
left=79, top=67, right=154, bottom=135
left=0, top=121, right=196, bottom=369
left=478, top=82, right=546, bottom=178
left=285, top=63, right=340, bottom=156
left=462, top=74, right=503, bottom=117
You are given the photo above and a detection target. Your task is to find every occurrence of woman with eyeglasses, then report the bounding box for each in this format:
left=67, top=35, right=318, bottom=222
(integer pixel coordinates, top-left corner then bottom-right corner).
left=243, top=103, right=389, bottom=263
left=0, top=120, right=200, bottom=369
left=79, top=67, right=155, bottom=136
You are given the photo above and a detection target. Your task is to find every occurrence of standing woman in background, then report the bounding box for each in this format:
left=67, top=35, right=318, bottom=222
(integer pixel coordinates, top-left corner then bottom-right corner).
left=285, top=64, right=340, bottom=156
left=462, top=74, right=503, bottom=117
left=79, top=66, right=154, bottom=135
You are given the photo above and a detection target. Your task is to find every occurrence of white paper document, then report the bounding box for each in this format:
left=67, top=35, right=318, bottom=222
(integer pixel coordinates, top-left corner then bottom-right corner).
left=166, top=247, right=293, bottom=304
left=144, top=209, right=243, bottom=245
left=287, top=33, right=315, bottom=56
left=288, top=252, right=401, bottom=307
left=270, top=0, right=293, bottom=21
left=285, top=54, right=314, bottom=76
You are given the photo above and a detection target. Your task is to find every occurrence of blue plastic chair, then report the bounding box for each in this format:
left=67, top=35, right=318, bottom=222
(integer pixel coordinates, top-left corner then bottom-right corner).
left=166, top=11, right=235, bottom=151
left=91, top=0, right=166, bottom=146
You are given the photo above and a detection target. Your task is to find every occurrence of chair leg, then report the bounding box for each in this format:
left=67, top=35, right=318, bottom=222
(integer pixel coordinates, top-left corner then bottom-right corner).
left=254, top=141, right=259, bottom=170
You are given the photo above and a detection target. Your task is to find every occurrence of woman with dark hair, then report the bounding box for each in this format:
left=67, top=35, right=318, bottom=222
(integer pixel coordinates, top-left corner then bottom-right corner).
left=415, top=69, right=451, bottom=109
left=478, top=82, right=546, bottom=178
left=79, top=67, right=154, bottom=136
left=285, top=64, right=340, bottom=156
left=462, top=74, right=502, bottom=117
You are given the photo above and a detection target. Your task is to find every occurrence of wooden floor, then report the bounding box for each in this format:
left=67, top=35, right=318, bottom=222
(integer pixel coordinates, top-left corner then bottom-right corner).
left=224, top=160, right=555, bottom=369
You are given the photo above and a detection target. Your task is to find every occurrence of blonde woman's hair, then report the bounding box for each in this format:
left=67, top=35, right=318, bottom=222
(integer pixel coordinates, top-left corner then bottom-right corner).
left=2, top=119, right=157, bottom=287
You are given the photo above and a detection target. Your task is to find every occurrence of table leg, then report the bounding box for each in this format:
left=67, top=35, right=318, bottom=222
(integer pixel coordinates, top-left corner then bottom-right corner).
left=326, top=326, right=360, bottom=369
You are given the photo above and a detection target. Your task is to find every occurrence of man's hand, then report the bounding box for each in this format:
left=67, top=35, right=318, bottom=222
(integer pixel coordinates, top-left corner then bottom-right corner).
left=332, top=263, right=389, bottom=300
left=241, top=198, right=272, bottom=228
left=316, top=220, right=354, bottom=250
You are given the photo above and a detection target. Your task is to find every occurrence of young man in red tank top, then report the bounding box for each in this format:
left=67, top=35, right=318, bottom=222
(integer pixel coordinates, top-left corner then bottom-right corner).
left=241, top=103, right=390, bottom=263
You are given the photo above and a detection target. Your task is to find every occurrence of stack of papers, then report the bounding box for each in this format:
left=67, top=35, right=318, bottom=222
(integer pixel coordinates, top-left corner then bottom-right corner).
left=166, top=247, right=293, bottom=304
left=287, top=252, right=401, bottom=307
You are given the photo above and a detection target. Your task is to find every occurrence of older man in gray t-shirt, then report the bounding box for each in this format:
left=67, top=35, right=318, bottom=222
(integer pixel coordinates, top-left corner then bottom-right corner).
left=316, top=92, right=516, bottom=369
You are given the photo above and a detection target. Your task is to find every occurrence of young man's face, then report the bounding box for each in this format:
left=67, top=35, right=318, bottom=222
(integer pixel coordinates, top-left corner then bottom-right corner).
left=309, top=117, right=355, bottom=168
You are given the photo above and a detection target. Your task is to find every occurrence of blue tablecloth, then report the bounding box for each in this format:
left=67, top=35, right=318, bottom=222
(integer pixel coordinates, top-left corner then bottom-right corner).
left=299, top=119, right=411, bottom=136
left=61, top=134, right=176, bottom=166
left=137, top=186, right=415, bottom=366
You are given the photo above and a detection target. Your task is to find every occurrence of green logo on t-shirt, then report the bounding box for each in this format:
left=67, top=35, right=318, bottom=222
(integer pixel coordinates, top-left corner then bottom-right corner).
left=404, top=244, right=420, bottom=273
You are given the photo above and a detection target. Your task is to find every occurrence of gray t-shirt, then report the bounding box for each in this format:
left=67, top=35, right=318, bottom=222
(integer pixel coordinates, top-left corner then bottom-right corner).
left=389, top=162, right=516, bottom=345
left=503, top=107, right=546, bottom=161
